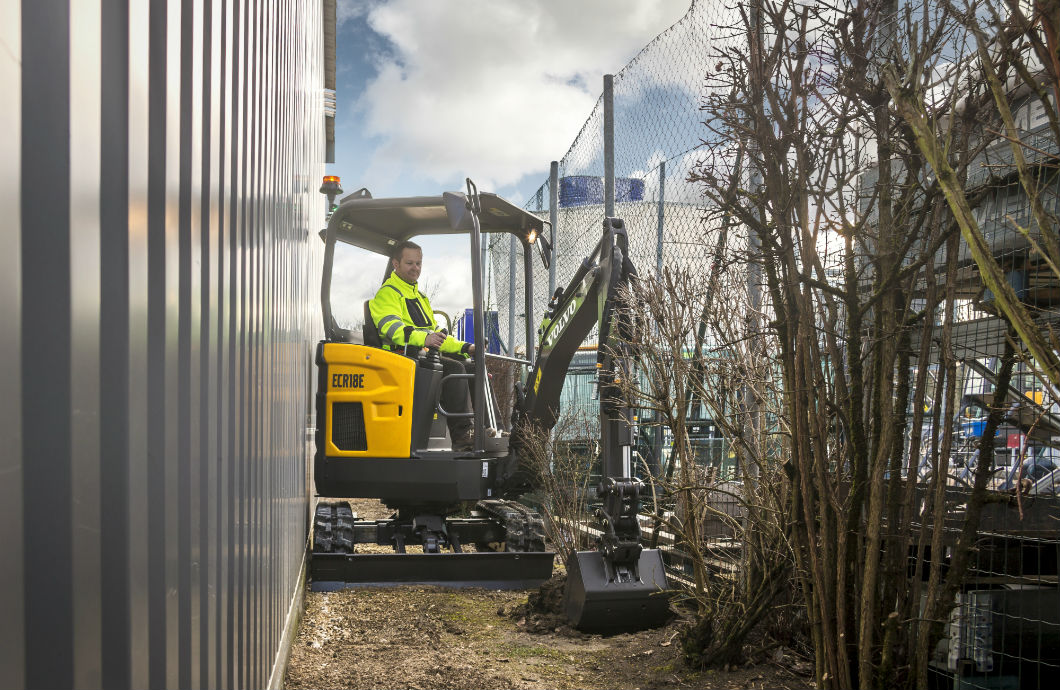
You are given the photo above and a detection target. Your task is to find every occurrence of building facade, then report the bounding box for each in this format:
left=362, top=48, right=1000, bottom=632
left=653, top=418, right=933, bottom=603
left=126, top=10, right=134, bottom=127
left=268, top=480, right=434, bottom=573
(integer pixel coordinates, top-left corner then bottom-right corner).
left=0, top=2, right=332, bottom=688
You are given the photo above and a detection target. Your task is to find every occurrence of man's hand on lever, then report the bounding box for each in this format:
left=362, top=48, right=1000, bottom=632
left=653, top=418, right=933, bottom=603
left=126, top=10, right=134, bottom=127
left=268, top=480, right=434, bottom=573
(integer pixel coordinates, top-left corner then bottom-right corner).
left=424, top=331, right=474, bottom=355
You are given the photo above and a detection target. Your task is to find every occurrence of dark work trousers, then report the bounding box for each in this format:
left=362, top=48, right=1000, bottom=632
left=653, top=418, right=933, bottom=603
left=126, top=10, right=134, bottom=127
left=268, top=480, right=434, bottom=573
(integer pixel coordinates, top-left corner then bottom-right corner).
left=440, top=354, right=474, bottom=438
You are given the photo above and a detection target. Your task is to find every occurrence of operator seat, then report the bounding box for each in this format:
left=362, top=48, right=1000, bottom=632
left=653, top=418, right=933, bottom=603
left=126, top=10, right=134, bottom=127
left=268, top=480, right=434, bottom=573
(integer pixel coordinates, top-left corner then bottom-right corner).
left=362, top=301, right=384, bottom=348
left=363, top=263, right=395, bottom=349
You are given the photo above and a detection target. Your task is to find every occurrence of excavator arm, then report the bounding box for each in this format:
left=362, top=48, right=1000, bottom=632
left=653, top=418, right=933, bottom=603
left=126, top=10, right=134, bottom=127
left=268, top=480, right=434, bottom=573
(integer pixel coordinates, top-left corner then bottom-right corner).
left=507, top=217, right=671, bottom=633
left=518, top=217, right=636, bottom=432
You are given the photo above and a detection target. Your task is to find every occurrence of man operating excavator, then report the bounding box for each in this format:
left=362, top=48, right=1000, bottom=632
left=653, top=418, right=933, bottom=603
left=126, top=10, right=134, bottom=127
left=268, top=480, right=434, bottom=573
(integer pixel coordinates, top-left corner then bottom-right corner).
left=369, top=240, right=477, bottom=451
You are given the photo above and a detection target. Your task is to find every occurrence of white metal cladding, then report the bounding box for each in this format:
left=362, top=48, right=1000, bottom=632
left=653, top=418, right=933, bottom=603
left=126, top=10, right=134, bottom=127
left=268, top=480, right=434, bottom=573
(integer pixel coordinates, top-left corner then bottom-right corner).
left=1, top=2, right=326, bottom=689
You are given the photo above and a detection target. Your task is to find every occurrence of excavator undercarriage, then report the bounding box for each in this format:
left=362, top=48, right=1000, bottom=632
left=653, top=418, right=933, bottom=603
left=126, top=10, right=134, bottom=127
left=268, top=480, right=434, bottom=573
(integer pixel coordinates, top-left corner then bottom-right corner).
left=311, top=499, right=552, bottom=589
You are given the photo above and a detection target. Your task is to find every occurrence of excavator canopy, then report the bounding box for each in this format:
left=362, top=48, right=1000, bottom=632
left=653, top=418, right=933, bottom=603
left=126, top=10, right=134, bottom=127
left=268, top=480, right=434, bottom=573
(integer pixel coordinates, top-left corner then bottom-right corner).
left=326, top=189, right=545, bottom=256
left=318, top=185, right=548, bottom=346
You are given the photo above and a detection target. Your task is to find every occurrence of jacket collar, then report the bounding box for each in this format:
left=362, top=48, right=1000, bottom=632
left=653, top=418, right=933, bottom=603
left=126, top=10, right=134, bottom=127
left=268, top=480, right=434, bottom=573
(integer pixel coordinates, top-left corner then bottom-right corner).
left=387, top=272, right=418, bottom=293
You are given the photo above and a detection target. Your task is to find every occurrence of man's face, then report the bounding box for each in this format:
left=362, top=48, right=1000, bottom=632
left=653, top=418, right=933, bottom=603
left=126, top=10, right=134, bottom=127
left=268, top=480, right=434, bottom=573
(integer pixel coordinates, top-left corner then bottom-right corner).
left=392, top=248, right=422, bottom=284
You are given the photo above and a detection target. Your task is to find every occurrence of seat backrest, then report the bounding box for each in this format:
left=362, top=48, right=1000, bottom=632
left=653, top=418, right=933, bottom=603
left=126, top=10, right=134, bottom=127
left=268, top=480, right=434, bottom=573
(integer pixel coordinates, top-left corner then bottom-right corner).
left=362, top=301, right=384, bottom=348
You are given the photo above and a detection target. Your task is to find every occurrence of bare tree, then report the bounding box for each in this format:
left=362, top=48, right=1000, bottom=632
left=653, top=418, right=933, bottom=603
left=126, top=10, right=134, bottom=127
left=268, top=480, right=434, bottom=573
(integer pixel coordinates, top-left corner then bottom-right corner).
left=684, top=0, right=1048, bottom=686
left=517, top=413, right=597, bottom=567
left=887, top=1, right=1060, bottom=388
left=881, top=5, right=1060, bottom=680
left=610, top=266, right=796, bottom=668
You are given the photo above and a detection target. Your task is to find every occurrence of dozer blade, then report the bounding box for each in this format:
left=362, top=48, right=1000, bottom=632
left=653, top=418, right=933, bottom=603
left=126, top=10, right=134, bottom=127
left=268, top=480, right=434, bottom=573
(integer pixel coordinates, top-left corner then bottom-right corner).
left=311, top=551, right=555, bottom=591
left=564, top=549, right=671, bottom=633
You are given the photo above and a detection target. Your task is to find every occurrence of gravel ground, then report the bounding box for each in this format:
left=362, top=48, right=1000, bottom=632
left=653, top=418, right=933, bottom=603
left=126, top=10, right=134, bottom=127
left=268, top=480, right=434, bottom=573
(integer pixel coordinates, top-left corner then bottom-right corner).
left=284, top=500, right=813, bottom=690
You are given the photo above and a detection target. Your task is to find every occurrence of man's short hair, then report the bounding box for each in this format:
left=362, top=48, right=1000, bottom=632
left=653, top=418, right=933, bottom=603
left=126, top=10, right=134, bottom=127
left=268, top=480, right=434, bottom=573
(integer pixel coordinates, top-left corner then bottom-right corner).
left=390, top=240, right=421, bottom=263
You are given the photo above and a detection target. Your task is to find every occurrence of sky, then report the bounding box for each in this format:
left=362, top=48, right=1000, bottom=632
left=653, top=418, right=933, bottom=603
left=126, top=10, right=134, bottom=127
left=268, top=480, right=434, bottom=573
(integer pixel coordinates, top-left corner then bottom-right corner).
left=325, top=0, right=693, bottom=326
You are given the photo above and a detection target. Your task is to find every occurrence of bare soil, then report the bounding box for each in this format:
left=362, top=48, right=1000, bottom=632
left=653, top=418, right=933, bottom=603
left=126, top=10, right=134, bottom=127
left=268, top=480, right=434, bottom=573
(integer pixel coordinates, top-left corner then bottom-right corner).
left=284, top=499, right=813, bottom=690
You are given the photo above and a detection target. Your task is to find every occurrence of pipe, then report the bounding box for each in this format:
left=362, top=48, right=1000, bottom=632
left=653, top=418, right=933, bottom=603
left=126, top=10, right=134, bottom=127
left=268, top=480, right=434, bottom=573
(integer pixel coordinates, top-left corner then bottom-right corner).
left=549, top=161, right=558, bottom=298
left=656, top=160, right=665, bottom=275
left=604, top=74, right=615, bottom=218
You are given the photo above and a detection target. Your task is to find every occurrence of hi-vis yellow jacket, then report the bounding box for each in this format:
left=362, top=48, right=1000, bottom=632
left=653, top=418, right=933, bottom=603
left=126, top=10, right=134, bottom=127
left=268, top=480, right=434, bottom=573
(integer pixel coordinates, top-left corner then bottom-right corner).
left=368, top=272, right=469, bottom=356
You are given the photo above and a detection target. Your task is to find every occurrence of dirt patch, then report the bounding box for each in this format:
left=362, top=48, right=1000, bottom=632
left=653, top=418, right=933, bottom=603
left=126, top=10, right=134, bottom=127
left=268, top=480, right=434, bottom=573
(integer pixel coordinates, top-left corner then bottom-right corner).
left=288, top=500, right=813, bottom=689
left=285, top=584, right=812, bottom=690
left=504, top=573, right=579, bottom=636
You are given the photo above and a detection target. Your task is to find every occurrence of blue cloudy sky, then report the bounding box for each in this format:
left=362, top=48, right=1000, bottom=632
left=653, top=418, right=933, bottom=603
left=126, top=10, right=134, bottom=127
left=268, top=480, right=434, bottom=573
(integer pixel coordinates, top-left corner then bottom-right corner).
left=325, top=0, right=692, bottom=323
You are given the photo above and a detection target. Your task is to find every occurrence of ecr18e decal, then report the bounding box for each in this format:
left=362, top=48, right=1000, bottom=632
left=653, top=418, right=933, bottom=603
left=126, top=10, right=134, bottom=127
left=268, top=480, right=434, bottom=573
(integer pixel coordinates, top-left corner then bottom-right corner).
left=331, top=372, right=365, bottom=389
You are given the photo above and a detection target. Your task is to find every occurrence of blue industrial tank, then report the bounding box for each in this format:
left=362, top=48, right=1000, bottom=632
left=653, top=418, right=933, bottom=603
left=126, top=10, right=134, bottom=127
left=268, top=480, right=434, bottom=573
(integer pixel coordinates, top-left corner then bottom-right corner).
left=454, top=309, right=502, bottom=354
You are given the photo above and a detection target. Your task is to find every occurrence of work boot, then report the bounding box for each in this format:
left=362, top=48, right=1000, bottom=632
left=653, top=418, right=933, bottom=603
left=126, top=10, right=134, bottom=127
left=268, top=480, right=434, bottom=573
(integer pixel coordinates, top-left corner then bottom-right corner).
left=451, top=428, right=474, bottom=452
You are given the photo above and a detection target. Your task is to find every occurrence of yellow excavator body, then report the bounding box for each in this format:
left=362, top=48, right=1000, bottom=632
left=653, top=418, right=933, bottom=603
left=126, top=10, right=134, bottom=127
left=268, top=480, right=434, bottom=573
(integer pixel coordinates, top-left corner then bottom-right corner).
left=319, top=342, right=415, bottom=458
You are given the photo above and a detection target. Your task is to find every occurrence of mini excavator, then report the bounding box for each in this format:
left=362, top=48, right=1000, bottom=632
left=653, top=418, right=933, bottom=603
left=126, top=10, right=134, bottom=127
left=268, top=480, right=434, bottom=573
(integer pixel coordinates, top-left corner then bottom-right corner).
left=311, top=179, right=669, bottom=633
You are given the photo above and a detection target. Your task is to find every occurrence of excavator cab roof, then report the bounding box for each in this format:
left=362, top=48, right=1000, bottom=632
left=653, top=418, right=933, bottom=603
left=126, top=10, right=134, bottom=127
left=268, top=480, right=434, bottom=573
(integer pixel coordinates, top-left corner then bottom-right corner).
left=326, top=189, right=545, bottom=256
left=319, top=182, right=549, bottom=348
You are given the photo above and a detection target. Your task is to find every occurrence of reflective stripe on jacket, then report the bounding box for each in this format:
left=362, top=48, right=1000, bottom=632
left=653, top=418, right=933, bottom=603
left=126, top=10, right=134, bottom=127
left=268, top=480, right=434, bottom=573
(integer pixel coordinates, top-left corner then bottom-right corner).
left=368, top=272, right=467, bottom=356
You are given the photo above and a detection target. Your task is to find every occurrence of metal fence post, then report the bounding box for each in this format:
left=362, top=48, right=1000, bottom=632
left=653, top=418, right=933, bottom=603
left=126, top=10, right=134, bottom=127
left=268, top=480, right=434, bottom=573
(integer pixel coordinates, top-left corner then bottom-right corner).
left=524, top=242, right=535, bottom=366
left=604, top=74, right=615, bottom=218
left=656, top=160, right=666, bottom=275
left=653, top=160, right=667, bottom=476
left=508, top=235, right=517, bottom=355
left=549, top=161, right=558, bottom=298
left=480, top=238, right=489, bottom=353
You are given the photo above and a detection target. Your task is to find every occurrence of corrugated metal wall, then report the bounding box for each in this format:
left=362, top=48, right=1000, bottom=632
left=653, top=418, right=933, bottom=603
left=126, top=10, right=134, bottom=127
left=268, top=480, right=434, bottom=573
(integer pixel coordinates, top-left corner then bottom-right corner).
left=1, top=1, right=326, bottom=688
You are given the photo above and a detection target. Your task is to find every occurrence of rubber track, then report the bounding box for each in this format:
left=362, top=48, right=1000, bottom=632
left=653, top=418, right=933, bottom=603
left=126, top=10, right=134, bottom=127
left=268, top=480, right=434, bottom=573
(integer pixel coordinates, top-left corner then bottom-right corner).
left=313, top=501, right=355, bottom=554
left=475, top=499, right=546, bottom=552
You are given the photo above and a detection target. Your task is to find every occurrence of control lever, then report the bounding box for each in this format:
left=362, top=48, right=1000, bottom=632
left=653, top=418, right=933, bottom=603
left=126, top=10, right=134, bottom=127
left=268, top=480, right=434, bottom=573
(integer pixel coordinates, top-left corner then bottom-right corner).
left=423, top=328, right=447, bottom=366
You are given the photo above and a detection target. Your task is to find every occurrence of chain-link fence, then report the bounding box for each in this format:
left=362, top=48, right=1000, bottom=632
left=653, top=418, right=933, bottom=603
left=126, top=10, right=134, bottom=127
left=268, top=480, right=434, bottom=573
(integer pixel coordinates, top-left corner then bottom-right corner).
left=485, top=0, right=740, bottom=360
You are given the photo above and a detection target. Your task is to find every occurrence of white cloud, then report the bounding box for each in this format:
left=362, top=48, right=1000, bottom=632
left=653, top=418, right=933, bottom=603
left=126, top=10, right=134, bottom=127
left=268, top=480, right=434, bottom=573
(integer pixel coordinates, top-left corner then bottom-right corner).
left=329, top=236, right=479, bottom=327
left=336, top=0, right=373, bottom=25
left=331, top=1, right=695, bottom=327
left=627, top=148, right=704, bottom=204
left=329, top=244, right=388, bottom=329
left=356, top=0, right=692, bottom=191
left=418, top=246, right=474, bottom=319
left=504, top=189, right=526, bottom=208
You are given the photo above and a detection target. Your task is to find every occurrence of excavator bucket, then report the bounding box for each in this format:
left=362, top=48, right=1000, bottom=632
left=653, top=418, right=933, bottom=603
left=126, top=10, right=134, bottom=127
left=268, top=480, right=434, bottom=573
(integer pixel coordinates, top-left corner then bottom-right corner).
left=564, top=548, right=671, bottom=633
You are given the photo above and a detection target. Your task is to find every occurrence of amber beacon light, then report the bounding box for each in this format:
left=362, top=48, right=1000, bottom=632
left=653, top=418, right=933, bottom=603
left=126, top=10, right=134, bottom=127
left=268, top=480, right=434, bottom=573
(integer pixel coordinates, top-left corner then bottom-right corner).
left=320, top=175, right=343, bottom=217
